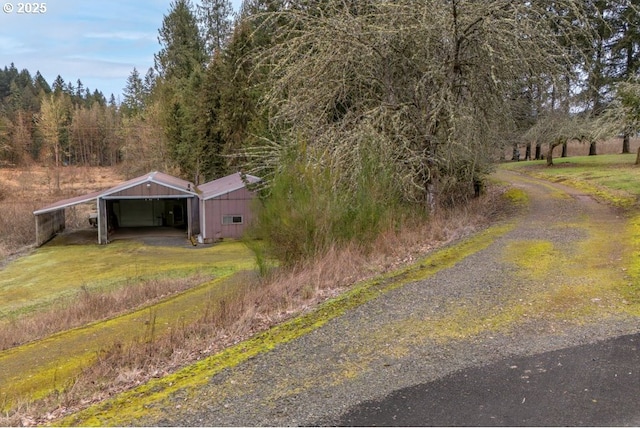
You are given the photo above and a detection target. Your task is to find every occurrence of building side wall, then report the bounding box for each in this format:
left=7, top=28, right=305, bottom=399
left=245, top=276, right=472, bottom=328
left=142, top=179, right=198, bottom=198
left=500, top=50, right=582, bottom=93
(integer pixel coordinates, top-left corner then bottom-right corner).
left=202, top=188, right=256, bottom=240
left=35, top=209, right=66, bottom=246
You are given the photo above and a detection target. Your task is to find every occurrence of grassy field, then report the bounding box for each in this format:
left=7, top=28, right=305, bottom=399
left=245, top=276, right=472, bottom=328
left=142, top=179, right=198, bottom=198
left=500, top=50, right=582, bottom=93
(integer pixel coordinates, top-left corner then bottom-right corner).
left=5, top=154, right=639, bottom=425
left=0, top=238, right=254, bottom=318
left=0, top=236, right=257, bottom=412
left=500, top=153, right=640, bottom=208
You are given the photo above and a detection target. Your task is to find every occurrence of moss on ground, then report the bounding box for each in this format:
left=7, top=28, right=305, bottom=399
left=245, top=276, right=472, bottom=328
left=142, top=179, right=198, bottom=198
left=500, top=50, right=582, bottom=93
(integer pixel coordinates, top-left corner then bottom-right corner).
left=32, top=161, right=640, bottom=425
left=502, top=187, right=529, bottom=206
left=0, top=240, right=254, bottom=318
left=622, top=214, right=640, bottom=310
left=503, top=240, right=559, bottom=278
left=0, top=273, right=247, bottom=411
left=501, top=155, right=640, bottom=209
left=57, top=222, right=516, bottom=426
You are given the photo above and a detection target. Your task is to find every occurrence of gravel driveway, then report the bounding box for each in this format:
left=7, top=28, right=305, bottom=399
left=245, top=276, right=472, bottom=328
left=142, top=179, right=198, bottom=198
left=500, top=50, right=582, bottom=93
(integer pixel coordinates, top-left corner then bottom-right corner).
left=120, top=170, right=640, bottom=426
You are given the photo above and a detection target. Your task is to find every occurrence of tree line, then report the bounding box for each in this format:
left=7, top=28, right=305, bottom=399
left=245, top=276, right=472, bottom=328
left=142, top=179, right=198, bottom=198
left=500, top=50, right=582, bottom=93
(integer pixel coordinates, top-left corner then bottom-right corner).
left=3, top=0, right=640, bottom=263
left=0, top=65, right=117, bottom=168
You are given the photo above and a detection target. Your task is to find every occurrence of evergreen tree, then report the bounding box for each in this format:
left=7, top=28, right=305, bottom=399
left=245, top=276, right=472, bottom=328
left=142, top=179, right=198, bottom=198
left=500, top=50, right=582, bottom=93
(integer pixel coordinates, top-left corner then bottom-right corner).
left=155, top=0, right=206, bottom=81
left=33, top=71, right=51, bottom=95
left=122, top=67, right=146, bottom=117
left=75, top=79, right=85, bottom=101
left=197, top=52, right=227, bottom=178
left=92, top=89, right=106, bottom=105
left=216, top=5, right=282, bottom=167
left=143, top=67, right=157, bottom=97
left=52, top=75, right=65, bottom=95
left=65, top=81, right=75, bottom=96
left=198, top=0, right=234, bottom=54
left=155, top=0, right=208, bottom=181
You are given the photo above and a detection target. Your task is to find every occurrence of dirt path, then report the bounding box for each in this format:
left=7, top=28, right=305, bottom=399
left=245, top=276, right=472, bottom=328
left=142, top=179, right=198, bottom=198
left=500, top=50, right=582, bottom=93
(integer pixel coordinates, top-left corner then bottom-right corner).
left=63, top=170, right=640, bottom=426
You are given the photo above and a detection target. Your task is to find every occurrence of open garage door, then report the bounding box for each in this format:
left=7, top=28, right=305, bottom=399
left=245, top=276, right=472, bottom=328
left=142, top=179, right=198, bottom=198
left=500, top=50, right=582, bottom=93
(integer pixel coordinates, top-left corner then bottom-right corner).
left=109, top=199, right=188, bottom=228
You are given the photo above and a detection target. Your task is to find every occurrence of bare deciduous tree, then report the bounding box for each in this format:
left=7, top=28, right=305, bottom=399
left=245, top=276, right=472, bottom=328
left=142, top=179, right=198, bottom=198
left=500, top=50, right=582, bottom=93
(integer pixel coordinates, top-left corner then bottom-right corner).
left=38, top=94, right=69, bottom=190
left=248, top=0, right=593, bottom=209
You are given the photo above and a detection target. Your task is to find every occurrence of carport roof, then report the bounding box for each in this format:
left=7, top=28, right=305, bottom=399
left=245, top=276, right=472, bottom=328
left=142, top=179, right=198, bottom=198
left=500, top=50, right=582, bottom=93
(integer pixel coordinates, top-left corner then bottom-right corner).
left=33, top=189, right=104, bottom=215
left=33, top=171, right=198, bottom=216
left=199, top=172, right=261, bottom=200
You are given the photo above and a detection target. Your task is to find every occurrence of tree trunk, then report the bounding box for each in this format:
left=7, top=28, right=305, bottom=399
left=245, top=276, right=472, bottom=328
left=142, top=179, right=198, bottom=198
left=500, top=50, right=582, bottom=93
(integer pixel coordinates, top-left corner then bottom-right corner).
left=525, top=143, right=531, bottom=161
left=535, top=143, right=542, bottom=160
left=54, top=143, right=61, bottom=191
left=623, top=133, right=630, bottom=154
left=511, top=144, right=520, bottom=161
left=547, top=141, right=563, bottom=166
left=561, top=141, right=567, bottom=157
left=588, top=141, right=597, bottom=156
left=636, top=146, right=640, bottom=165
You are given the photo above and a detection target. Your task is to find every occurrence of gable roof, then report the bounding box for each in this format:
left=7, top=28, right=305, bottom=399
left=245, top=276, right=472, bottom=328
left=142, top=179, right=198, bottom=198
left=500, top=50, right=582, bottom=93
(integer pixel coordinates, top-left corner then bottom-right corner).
left=199, top=172, right=261, bottom=200
left=33, top=171, right=197, bottom=216
left=101, top=171, right=197, bottom=197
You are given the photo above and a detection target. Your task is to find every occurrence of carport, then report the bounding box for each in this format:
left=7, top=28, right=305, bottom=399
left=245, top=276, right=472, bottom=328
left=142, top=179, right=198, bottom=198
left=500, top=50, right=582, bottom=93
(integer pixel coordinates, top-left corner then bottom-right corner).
left=34, top=172, right=200, bottom=246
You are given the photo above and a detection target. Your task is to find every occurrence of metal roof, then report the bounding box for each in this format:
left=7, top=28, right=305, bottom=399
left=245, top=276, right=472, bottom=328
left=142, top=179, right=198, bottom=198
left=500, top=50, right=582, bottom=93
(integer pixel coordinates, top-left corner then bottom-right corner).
left=100, top=171, right=197, bottom=197
left=33, top=171, right=198, bottom=216
left=199, top=172, right=261, bottom=200
left=33, top=189, right=103, bottom=215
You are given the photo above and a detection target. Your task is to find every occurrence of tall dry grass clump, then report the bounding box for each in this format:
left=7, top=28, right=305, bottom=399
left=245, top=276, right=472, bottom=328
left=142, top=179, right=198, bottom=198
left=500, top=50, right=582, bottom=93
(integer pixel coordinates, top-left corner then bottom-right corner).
left=0, top=201, right=39, bottom=259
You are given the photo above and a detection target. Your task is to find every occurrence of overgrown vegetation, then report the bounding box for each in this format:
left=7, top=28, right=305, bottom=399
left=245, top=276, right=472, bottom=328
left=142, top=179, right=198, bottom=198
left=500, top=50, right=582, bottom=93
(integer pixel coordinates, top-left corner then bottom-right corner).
left=0, top=184, right=508, bottom=426
left=251, top=143, right=417, bottom=265
left=4, top=0, right=640, bottom=423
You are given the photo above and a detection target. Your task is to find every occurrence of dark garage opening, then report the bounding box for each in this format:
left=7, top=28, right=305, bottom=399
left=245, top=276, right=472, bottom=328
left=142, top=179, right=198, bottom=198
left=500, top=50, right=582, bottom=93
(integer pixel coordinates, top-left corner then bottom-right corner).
left=107, top=198, right=189, bottom=234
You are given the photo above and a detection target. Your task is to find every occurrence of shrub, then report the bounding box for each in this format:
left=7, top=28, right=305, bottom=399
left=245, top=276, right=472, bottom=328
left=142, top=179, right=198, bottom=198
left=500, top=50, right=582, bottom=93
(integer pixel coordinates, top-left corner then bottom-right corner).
left=252, top=141, right=422, bottom=266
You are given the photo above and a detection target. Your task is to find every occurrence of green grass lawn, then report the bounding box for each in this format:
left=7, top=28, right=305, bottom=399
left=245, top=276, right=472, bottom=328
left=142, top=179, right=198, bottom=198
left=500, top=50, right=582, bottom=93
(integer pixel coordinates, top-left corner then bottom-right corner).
left=0, top=237, right=257, bottom=409
left=499, top=154, right=640, bottom=207
left=0, top=239, right=256, bottom=318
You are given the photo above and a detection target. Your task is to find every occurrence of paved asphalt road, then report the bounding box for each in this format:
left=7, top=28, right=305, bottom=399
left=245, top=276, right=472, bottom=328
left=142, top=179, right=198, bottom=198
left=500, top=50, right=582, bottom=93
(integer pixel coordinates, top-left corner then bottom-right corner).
left=333, top=333, right=640, bottom=426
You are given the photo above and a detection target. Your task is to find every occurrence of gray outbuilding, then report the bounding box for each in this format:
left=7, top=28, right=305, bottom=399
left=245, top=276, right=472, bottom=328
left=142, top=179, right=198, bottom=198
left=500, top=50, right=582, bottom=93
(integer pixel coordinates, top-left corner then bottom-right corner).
left=33, top=171, right=260, bottom=246
left=198, top=172, right=261, bottom=242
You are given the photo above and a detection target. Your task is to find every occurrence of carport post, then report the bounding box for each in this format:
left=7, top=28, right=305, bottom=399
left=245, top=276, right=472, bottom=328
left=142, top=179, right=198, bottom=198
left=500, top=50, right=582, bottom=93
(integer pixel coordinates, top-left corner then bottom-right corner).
left=34, top=215, right=41, bottom=246
left=97, top=197, right=108, bottom=244
left=187, top=197, right=192, bottom=239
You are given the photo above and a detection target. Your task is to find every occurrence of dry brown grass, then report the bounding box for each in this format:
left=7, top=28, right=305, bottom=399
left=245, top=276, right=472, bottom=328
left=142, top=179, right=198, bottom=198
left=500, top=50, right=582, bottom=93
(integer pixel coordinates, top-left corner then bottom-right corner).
left=1, top=185, right=509, bottom=426
left=0, top=166, right=124, bottom=258
left=0, top=274, right=213, bottom=352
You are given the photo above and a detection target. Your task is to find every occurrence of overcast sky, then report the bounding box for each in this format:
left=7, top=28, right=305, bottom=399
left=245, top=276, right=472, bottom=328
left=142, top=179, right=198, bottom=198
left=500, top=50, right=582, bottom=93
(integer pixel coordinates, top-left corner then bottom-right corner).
left=0, top=0, right=241, bottom=100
